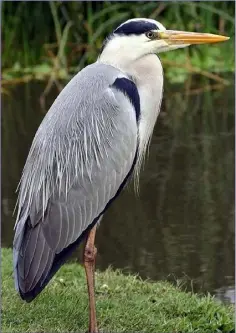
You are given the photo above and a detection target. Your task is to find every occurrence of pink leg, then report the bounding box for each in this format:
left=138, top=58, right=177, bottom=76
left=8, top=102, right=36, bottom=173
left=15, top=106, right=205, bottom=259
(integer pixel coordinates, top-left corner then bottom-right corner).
left=84, top=225, right=98, bottom=333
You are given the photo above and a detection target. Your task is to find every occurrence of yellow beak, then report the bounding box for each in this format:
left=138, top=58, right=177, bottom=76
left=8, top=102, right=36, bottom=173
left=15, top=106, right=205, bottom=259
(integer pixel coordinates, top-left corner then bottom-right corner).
left=158, top=30, right=230, bottom=45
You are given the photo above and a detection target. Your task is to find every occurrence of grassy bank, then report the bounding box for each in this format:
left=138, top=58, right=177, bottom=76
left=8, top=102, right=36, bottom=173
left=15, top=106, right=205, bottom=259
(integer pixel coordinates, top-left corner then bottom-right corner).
left=2, top=248, right=234, bottom=333
left=2, top=1, right=235, bottom=87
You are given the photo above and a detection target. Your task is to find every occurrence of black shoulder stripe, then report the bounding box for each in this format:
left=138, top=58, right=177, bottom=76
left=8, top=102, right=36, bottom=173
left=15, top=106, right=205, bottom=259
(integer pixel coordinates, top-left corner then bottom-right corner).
left=112, top=77, right=140, bottom=122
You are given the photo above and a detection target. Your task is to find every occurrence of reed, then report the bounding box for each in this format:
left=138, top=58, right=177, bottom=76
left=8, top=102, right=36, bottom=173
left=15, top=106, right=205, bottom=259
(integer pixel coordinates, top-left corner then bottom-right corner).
left=2, top=1, right=235, bottom=85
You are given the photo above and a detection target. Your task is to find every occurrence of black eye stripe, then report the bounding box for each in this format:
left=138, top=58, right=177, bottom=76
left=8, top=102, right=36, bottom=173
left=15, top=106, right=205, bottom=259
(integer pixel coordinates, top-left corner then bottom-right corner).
left=114, top=21, right=158, bottom=36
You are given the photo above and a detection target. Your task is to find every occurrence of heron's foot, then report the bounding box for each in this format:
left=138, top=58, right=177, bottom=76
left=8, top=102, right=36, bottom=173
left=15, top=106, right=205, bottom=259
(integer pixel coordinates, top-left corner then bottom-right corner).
left=87, top=326, right=98, bottom=332
left=86, top=328, right=99, bottom=333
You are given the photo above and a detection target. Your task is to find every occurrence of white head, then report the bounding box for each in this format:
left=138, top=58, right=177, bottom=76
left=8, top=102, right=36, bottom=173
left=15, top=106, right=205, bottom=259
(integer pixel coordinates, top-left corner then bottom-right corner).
left=99, top=18, right=229, bottom=66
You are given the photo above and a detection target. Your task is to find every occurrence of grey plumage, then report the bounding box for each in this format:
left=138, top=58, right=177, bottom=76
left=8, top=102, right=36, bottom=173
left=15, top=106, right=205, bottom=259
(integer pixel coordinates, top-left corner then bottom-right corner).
left=13, top=63, right=138, bottom=299
left=12, top=17, right=229, bottom=333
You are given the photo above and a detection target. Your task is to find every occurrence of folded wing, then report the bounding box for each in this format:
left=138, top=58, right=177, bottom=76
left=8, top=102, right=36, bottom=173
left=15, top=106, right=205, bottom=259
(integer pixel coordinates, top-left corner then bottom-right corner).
left=13, top=63, right=139, bottom=301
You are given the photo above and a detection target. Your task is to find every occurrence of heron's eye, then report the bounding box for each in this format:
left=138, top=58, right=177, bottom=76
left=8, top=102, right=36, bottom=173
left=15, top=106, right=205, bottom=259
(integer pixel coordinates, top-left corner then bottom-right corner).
left=145, top=31, right=155, bottom=39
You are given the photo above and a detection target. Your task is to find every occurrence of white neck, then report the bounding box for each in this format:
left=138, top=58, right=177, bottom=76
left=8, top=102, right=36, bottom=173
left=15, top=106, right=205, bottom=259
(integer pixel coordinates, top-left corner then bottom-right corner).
left=128, top=55, right=163, bottom=177
left=99, top=42, right=142, bottom=70
left=98, top=34, right=159, bottom=70
left=99, top=46, right=164, bottom=180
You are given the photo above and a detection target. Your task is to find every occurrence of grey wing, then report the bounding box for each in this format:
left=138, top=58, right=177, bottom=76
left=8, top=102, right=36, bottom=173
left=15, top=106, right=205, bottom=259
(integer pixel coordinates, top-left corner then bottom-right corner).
left=13, top=66, right=138, bottom=300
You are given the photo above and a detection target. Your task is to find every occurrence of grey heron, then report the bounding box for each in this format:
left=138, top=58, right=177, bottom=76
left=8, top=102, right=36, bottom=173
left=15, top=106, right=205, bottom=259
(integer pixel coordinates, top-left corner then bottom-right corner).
left=13, top=18, right=229, bottom=332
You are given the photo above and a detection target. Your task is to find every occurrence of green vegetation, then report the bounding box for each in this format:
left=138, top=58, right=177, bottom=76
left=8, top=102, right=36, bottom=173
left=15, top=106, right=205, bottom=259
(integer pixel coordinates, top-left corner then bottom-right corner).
left=1, top=3, right=235, bottom=332
left=2, top=1, right=235, bottom=87
left=2, top=248, right=234, bottom=333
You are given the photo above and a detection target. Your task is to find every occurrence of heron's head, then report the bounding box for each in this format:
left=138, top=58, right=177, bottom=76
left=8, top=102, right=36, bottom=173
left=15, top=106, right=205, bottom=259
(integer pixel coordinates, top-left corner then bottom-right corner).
left=99, top=18, right=229, bottom=65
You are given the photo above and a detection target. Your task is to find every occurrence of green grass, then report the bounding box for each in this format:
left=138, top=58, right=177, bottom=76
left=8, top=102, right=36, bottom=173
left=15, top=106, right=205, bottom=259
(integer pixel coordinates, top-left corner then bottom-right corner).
left=2, top=248, right=234, bottom=333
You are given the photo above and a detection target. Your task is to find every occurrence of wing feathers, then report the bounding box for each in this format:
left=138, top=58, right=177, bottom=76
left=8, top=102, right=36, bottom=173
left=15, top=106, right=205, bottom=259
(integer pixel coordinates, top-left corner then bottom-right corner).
left=24, top=225, right=40, bottom=279
left=17, top=223, right=54, bottom=296
left=14, top=63, right=139, bottom=300
left=26, top=234, right=46, bottom=291
left=56, top=204, right=67, bottom=251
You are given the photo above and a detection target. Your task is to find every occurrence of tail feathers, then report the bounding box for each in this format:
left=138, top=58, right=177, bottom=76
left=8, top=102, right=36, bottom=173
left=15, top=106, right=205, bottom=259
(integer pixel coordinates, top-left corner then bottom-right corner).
left=13, top=216, right=99, bottom=302
left=13, top=216, right=26, bottom=293
left=14, top=218, right=54, bottom=302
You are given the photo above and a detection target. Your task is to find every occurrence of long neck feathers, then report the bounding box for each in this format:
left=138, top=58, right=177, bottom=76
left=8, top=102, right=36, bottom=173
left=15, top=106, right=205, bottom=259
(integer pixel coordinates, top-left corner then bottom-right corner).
left=128, top=55, right=163, bottom=181
left=99, top=50, right=164, bottom=186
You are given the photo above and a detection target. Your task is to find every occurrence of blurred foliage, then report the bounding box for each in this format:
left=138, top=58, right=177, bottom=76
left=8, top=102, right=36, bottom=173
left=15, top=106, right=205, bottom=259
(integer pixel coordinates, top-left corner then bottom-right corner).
left=2, top=1, right=235, bottom=85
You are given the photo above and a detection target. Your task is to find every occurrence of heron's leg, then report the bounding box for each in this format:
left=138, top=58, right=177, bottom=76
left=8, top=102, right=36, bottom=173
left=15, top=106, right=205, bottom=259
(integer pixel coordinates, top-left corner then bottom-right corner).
left=84, top=224, right=98, bottom=333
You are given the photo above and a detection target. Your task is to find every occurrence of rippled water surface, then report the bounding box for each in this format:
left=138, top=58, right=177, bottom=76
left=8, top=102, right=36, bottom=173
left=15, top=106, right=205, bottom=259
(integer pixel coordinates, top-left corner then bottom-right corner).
left=2, top=78, right=234, bottom=303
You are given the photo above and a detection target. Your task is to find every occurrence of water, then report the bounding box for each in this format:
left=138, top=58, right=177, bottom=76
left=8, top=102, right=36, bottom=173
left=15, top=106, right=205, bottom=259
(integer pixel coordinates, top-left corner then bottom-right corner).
left=2, top=78, right=234, bottom=303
